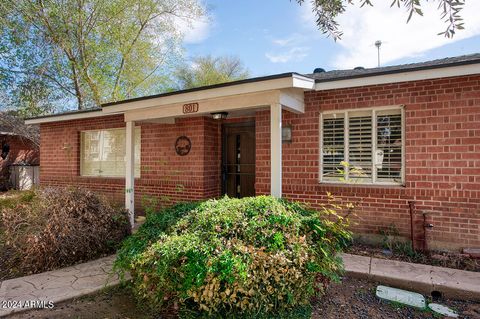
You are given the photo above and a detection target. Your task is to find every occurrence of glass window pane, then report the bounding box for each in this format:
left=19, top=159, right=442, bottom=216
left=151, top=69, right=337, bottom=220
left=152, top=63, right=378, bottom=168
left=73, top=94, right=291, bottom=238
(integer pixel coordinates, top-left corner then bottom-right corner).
left=81, top=127, right=141, bottom=178
left=81, top=131, right=101, bottom=176
left=376, top=110, right=402, bottom=183
left=134, top=128, right=141, bottom=177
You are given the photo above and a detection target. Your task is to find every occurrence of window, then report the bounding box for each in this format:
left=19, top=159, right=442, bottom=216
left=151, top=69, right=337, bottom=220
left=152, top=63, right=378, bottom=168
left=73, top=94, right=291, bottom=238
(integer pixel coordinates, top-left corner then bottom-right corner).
left=320, top=106, right=404, bottom=185
left=80, top=127, right=141, bottom=177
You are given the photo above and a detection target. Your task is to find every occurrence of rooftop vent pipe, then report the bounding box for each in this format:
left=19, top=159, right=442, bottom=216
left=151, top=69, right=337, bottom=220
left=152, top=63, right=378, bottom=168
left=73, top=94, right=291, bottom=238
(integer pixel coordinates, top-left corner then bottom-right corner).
left=313, top=67, right=326, bottom=73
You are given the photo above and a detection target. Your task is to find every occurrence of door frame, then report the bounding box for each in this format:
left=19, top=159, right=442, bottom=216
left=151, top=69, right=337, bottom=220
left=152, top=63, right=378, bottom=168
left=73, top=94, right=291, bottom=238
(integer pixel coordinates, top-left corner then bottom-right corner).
left=221, top=121, right=256, bottom=196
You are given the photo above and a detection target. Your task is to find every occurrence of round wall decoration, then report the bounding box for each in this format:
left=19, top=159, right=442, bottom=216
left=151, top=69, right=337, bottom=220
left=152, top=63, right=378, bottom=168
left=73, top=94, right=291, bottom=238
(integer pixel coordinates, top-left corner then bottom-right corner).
left=175, top=136, right=191, bottom=156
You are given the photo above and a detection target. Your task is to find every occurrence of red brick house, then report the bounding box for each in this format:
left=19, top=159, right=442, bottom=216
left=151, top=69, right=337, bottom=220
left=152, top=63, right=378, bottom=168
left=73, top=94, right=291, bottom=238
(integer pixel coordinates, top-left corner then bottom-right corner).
left=0, top=125, right=39, bottom=190
left=26, top=54, right=480, bottom=251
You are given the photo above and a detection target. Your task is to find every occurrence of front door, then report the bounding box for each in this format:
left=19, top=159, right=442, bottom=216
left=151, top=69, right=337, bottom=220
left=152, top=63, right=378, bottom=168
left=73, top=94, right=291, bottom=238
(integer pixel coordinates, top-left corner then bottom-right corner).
left=222, top=122, right=255, bottom=198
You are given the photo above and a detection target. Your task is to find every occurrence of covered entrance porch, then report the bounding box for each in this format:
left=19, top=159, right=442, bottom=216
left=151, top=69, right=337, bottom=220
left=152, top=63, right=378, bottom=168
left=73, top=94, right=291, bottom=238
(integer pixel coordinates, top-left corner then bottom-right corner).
left=100, top=74, right=315, bottom=226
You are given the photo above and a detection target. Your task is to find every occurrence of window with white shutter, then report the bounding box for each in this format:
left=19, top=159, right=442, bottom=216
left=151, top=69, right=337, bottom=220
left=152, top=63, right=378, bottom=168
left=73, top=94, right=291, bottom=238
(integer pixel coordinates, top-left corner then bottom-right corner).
left=320, top=106, right=404, bottom=185
left=322, top=113, right=345, bottom=180
left=80, top=127, right=141, bottom=177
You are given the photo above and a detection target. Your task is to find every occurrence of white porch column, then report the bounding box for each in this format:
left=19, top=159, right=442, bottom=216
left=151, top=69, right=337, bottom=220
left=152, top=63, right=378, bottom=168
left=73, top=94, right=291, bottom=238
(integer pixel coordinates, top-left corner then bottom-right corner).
left=125, top=120, right=135, bottom=227
left=270, top=103, right=282, bottom=198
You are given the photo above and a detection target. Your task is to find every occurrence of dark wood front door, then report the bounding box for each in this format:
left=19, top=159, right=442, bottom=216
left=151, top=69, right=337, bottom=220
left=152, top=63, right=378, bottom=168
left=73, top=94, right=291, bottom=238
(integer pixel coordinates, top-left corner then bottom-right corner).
left=222, top=122, right=255, bottom=198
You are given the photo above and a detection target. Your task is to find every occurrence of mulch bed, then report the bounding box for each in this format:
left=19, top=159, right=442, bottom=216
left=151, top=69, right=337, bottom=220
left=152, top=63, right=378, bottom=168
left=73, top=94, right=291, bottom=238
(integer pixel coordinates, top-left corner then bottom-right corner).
left=346, top=243, right=480, bottom=272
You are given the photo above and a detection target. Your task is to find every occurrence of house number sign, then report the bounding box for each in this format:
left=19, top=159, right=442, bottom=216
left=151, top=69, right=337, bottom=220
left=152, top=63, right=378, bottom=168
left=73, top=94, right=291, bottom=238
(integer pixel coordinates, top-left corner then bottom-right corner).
left=183, top=102, right=199, bottom=114
left=175, top=136, right=191, bottom=156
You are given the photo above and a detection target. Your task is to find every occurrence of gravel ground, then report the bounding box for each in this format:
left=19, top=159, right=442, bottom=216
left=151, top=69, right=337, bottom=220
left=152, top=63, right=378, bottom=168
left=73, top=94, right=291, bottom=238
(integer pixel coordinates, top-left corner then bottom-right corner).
left=8, top=277, right=480, bottom=319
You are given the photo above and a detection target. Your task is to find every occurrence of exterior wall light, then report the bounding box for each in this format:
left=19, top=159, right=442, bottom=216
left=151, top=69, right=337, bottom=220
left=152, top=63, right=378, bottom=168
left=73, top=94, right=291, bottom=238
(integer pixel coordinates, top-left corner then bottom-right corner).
left=282, top=125, right=292, bottom=143
left=211, top=112, right=228, bottom=120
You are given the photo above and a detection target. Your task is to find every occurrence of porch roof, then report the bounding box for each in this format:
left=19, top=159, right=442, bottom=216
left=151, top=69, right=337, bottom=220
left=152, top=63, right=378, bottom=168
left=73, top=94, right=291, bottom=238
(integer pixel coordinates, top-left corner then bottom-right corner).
left=25, top=72, right=314, bottom=124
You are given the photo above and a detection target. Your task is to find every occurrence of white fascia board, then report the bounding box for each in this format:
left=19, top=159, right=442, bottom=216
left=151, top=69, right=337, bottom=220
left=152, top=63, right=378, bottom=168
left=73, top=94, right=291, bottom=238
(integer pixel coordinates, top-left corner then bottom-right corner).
left=104, top=75, right=315, bottom=114
left=24, top=110, right=113, bottom=125
left=315, top=63, right=480, bottom=91
left=124, top=90, right=280, bottom=122
left=292, top=73, right=316, bottom=89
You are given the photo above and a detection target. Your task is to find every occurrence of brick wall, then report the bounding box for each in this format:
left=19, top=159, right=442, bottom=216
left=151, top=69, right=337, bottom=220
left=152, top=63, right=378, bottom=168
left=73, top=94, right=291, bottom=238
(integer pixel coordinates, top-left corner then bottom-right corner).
left=39, top=74, right=480, bottom=250
left=256, top=74, right=480, bottom=250
left=39, top=115, right=223, bottom=210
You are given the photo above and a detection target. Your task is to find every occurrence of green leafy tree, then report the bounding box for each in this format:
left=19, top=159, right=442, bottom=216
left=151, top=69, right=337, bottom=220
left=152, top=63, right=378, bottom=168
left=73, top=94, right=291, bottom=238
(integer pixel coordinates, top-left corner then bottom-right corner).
left=295, top=0, right=465, bottom=40
left=0, top=0, right=205, bottom=111
left=175, top=55, right=249, bottom=90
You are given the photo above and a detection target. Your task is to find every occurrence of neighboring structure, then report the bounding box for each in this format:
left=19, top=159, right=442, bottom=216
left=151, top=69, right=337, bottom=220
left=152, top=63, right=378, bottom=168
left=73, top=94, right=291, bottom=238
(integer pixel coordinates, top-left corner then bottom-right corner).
left=0, top=125, right=40, bottom=190
left=26, top=54, right=480, bottom=251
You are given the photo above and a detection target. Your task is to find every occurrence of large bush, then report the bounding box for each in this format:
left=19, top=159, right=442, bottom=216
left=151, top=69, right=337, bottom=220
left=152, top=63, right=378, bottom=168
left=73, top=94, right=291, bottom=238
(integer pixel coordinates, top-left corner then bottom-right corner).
left=1, top=187, right=130, bottom=276
left=115, top=195, right=351, bottom=318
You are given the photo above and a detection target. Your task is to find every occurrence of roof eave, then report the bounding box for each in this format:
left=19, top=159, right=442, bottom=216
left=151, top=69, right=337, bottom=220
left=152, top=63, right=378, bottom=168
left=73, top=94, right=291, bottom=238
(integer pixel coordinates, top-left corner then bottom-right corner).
left=314, top=57, right=480, bottom=84
left=314, top=60, right=480, bottom=90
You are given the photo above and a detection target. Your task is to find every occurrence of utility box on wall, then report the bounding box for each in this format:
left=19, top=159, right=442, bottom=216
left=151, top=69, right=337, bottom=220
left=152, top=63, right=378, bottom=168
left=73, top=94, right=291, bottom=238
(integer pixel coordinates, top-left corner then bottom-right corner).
left=10, top=164, right=40, bottom=190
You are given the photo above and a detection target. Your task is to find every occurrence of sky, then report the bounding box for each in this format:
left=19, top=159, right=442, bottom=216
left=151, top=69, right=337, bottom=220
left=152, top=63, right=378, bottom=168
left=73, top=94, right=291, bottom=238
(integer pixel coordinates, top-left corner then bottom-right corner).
left=182, top=0, right=480, bottom=77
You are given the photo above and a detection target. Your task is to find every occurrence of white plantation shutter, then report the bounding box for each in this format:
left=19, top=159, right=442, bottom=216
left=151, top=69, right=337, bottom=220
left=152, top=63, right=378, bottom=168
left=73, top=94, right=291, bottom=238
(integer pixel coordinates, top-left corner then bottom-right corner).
left=322, top=113, right=345, bottom=181
left=320, top=106, right=404, bottom=185
left=81, top=128, right=141, bottom=177
left=348, top=111, right=372, bottom=182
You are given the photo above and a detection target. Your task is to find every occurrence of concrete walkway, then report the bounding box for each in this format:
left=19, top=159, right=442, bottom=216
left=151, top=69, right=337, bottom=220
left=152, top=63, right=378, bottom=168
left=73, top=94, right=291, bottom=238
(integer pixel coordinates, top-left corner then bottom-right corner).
left=1, top=253, right=479, bottom=317
left=342, top=253, right=480, bottom=301
left=0, top=256, right=125, bottom=318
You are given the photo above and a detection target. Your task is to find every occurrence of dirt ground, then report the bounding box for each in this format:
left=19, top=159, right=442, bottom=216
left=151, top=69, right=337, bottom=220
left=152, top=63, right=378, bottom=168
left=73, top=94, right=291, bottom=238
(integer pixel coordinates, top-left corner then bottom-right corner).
left=9, top=277, right=480, bottom=319
left=313, top=278, right=480, bottom=319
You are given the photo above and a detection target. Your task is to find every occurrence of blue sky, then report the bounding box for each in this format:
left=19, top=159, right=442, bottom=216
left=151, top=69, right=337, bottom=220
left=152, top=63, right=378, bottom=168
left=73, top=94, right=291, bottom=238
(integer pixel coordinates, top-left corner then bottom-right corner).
left=183, top=0, right=480, bottom=77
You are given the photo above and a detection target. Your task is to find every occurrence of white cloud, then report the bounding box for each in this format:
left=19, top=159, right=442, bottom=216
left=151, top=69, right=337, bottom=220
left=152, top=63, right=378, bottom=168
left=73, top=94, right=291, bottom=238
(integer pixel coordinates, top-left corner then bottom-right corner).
left=271, top=33, right=306, bottom=47
left=301, top=2, right=480, bottom=68
left=265, top=47, right=310, bottom=63
left=272, top=38, right=293, bottom=46
left=266, top=33, right=311, bottom=63
left=174, top=14, right=212, bottom=44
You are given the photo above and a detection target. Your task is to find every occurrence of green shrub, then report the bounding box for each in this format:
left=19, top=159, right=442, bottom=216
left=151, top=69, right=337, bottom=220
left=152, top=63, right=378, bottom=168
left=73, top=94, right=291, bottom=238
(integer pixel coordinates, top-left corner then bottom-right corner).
left=115, top=195, right=352, bottom=318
